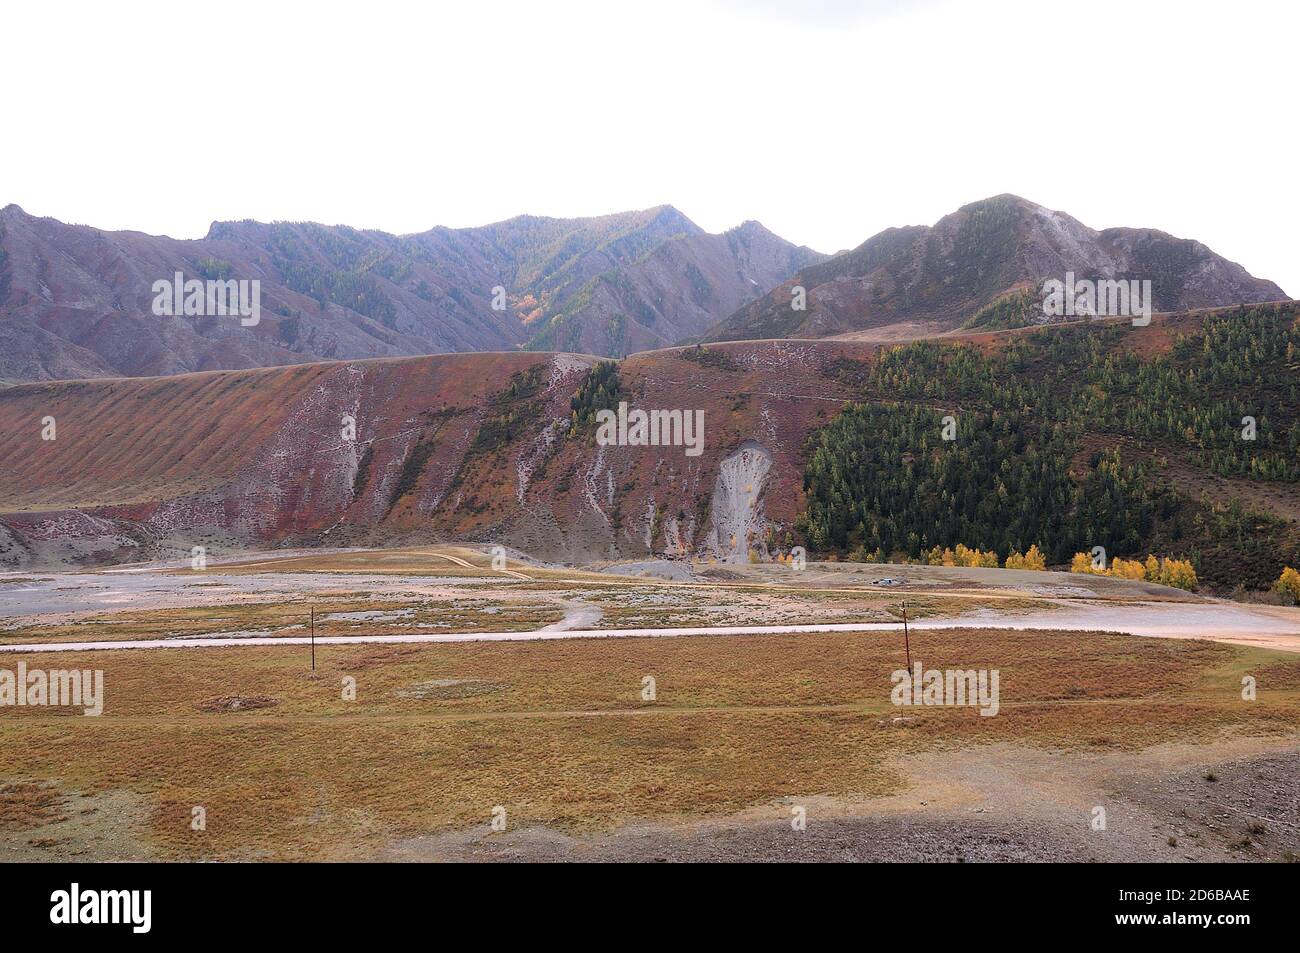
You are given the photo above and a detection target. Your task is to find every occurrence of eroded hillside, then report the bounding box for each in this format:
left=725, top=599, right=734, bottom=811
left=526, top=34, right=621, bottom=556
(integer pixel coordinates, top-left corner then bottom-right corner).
left=2, top=303, right=1297, bottom=585
left=0, top=341, right=861, bottom=567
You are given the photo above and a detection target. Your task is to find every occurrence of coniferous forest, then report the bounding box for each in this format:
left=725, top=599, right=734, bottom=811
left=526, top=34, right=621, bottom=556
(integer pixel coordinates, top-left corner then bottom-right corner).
left=799, top=303, right=1300, bottom=589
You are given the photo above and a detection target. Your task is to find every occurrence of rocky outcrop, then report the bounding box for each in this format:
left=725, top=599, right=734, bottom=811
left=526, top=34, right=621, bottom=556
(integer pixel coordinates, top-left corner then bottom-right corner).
left=705, top=441, right=773, bottom=562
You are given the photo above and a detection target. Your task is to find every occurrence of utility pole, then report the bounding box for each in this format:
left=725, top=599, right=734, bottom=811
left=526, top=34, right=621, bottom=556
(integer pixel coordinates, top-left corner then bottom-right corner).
left=310, top=605, right=316, bottom=671
left=902, top=599, right=912, bottom=672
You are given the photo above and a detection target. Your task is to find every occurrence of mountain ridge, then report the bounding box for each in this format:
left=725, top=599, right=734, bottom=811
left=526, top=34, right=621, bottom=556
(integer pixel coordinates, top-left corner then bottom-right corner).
left=0, top=202, right=818, bottom=381
left=2, top=194, right=1288, bottom=383
left=703, top=194, right=1288, bottom=343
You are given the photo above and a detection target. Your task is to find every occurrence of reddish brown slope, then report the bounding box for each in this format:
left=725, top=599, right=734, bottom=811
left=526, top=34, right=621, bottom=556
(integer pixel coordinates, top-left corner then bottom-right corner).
left=0, top=341, right=877, bottom=567
left=7, top=308, right=1281, bottom=570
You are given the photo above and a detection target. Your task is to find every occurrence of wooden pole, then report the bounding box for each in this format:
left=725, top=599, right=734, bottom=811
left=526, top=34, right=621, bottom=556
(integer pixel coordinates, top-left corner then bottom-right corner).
left=310, top=605, right=316, bottom=671
left=902, top=600, right=912, bottom=672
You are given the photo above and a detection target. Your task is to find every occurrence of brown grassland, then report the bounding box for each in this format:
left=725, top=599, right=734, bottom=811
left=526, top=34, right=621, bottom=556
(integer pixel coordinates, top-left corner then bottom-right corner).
left=1, top=626, right=1296, bottom=860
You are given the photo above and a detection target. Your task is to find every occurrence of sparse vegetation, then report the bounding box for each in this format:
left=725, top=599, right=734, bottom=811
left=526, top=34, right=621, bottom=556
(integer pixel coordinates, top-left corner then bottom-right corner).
left=684, top=262, right=711, bottom=307
left=0, top=225, right=10, bottom=304
left=388, top=439, right=437, bottom=510
left=195, top=256, right=233, bottom=281
left=961, top=287, right=1039, bottom=330
left=569, top=361, right=622, bottom=434
left=679, top=343, right=740, bottom=371
left=468, top=365, right=548, bottom=457
left=352, top=444, right=375, bottom=499
left=269, top=224, right=398, bottom=327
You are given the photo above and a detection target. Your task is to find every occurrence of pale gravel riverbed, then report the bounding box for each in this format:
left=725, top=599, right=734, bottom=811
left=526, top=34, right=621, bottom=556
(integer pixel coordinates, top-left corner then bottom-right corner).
left=2, top=599, right=1297, bottom=653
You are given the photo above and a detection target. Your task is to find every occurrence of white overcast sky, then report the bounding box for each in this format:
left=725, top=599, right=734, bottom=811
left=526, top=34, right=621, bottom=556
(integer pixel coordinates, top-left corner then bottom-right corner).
left=3, top=0, right=1295, bottom=293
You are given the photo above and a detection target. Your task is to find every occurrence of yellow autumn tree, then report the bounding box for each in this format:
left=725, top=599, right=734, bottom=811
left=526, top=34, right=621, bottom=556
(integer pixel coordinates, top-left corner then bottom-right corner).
left=1006, top=546, right=1048, bottom=571
left=1273, top=566, right=1300, bottom=602
left=954, top=544, right=997, bottom=568
left=1161, top=557, right=1198, bottom=591
left=1108, top=556, right=1146, bottom=580
left=1070, top=552, right=1096, bottom=574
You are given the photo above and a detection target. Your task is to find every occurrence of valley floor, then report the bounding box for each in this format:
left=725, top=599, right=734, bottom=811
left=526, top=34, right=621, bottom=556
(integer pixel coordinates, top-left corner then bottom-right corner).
left=378, top=740, right=1300, bottom=863
left=1, top=547, right=1297, bottom=862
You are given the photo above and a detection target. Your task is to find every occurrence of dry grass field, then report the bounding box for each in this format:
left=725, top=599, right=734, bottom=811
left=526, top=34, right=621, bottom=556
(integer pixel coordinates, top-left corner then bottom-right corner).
left=3, top=548, right=1297, bottom=861
left=2, top=621, right=1297, bottom=860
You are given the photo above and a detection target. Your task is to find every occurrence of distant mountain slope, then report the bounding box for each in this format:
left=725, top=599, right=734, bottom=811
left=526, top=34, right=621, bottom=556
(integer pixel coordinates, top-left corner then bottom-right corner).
left=3, top=302, right=1297, bottom=589
left=523, top=220, right=825, bottom=356
left=704, top=194, right=1288, bottom=342
left=0, top=203, right=817, bottom=381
